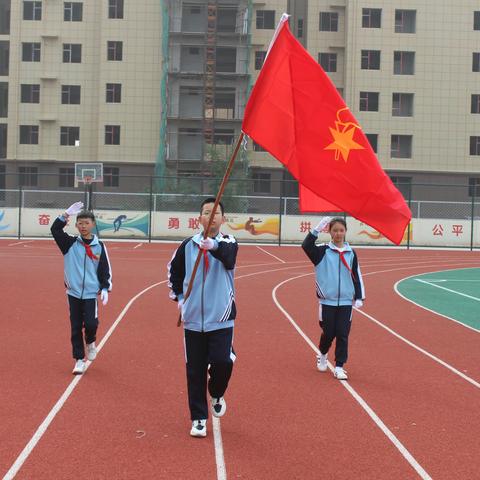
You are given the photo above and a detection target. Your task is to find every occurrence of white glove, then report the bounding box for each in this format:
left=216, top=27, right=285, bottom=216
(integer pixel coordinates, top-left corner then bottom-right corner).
left=100, top=289, right=109, bottom=306
left=354, top=299, right=363, bottom=308
left=200, top=237, right=216, bottom=250
left=177, top=298, right=184, bottom=310
left=65, top=201, right=84, bottom=216
left=314, top=216, right=332, bottom=233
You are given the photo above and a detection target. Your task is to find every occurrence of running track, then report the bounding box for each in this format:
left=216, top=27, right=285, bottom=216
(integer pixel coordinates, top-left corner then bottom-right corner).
left=1, top=240, right=479, bottom=479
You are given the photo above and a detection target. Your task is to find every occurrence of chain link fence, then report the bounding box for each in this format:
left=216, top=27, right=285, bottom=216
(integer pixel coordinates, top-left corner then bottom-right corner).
left=0, top=174, right=478, bottom=248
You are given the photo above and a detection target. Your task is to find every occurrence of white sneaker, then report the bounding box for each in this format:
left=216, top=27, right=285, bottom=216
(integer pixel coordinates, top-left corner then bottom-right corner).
left=316, top=354, right=328, bottom=372
left=334, top=366, right=348, bottom=380
left=190, top=419, right=207, bottom=438
left=72, top=359, right=86, bottom=375
left=211, top=397, right=227, bottom=417
left=86, top=342, right=97, bottom=361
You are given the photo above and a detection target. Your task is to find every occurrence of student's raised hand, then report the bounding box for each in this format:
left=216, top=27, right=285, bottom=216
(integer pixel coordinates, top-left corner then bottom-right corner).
left=200, top=237, right=216, bottom=251
left=100, top=289, right=109, bottom=306
left=314, top=216, right=332, bottom=233
left=354, top=299, right=363, bottom=308
left=65, top=201, right=84, bottom=216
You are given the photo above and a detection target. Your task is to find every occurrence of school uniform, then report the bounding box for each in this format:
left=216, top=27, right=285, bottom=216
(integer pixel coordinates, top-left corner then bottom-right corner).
left=168, top=232, right=238, bottom=420
left=51, top=216, right=112, bottom=360
left=302, top=230, right=365, bottom=367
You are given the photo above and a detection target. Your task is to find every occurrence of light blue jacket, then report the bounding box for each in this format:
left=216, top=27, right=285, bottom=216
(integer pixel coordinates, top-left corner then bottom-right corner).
left=168, top=232, right=238, bottom=332
left=302, top=231, right=365, bottom=306
left=51, top=216, right=112, bottom=299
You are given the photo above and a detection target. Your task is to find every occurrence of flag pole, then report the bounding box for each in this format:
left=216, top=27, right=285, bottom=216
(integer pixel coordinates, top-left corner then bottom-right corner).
left=177, top=132, right=245, bottom=326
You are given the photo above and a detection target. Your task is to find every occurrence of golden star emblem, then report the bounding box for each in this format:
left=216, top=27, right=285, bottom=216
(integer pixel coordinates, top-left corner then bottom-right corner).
left=324, top=108, right=365, bottom=162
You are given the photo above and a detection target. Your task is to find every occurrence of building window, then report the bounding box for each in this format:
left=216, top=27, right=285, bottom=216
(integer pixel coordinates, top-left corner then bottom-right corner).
left=214, top=88, right=235, bottom=119
left=297, top=19, right=304, bottom=38
left=0, top=124, right=6, bottom=158
left=359, top=92, right=379, bottom=112
left=319, top=12, right=338, bottom=31
left=361, top=50, right=380, bottom=70
left=104, top=166, right=119, bottom=187
left=365, top=133, right=378, bottom=153
left=0, top=41, right=9, bottom=75
left=474, top=11, right=480, bottom=30
left=395, top=10, right=416, bottom=33
left=468, top=177, right=480, bottom=197
left=256, top=10, right=274, bottom=29
left=389, top=176, right=412, bottom=198
left=18, top=166, right=38, bottom=187
left=22, top=42, right=41, bottom=62
left=252, top=172, right=271, bottom=194
left=473, top=53, right=480, bottom=72
left=319, top=53, right=337, bottom=72
left=63, top=44, right=82, bottom=63
left=0, top=0, right=10, bottom=34
left=108, top=0, right=123, bottom=19
left=107, top=41, right=123, bottom=61
left=213, top=129, right=234, bottom=145
left=64, top=2, right=83, bottom=21
left=106, top=83, right=121, bottom=103
left=19, top=125, right=39, bottom=145
left=0, top=163, right=5, bottom=199
left=23, top=1, right=42, bottom=21
left=216, top=47, right=236, bottom=72
left=60, top=126, right=79, bottom=146
left=253, top=141, right=265, bottom=152
left=255, top=51, right=266, bottom=70
left=471, top=95, right=480, bottom=113
left=362, top=8, right=381, bottom=28
left=21, top=84, right=40, bottom=103
left=105, top=125, right=120, bottom=145
left=391, top=135, right=412, bottom=158
left=0, top=82, right=7, bottom=117
left=394, top=51, right=415, bottom=75
left=392, top=93, right=414, bottom=116
left=470, top=136, right=480, bottom=155
left=59, top=167, right=74, bottom=187
left=61, top=85, right=81, bottom=104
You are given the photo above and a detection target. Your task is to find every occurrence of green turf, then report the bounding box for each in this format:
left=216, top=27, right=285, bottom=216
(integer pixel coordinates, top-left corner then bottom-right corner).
left=396, top=268, right=480, bottom=330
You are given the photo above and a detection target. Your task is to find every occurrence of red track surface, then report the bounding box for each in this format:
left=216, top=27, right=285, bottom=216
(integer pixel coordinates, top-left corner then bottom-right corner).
left=1, top=240, right=479, bottom=479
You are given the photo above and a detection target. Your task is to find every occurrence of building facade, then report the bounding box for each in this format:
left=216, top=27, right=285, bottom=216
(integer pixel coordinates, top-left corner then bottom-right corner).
left=0, top=0, right=479, bottom=199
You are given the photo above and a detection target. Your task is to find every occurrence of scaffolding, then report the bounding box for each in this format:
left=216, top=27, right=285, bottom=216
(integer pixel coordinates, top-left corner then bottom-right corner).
left=158, top=0, right=252, bottom=181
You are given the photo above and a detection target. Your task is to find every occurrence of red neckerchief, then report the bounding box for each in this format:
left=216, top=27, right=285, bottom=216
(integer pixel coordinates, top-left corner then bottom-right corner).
left=332, top=248, right=355, bottom=281
left=81, top=240, right=99, bottom=261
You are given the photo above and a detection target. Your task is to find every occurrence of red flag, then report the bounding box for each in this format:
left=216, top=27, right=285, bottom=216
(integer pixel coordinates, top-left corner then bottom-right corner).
left=242, top=16, right=411, bottom=245
left=299, top=184, right=341, bottom=213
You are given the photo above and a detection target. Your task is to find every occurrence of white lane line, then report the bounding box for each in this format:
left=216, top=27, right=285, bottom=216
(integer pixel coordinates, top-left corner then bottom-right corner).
left=212, top=417, right=226, bottom=480
left=3, top=281, right=167, bottom=480
left=8, top=240, right=34, bottom=246
left=415, top=278, right=480, bottom=302
left=133, top=243, right=143, bottom=249
left=394, top=278, right=480, bottom=334
left=256, top=246, right=286, bottom=263
left=426, top=279, right=480, bottom=283
left=354, top=308, right=480, bottom=389
left=272, top=274, right=433, bottom=480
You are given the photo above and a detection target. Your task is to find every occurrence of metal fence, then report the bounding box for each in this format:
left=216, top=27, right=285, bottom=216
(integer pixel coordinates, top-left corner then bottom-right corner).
left=0, top=174, right=479, bottom=248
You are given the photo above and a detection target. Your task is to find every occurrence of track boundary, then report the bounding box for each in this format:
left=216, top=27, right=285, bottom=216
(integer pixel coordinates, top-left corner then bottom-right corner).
left=2, top=281, right=167, bottom=480
left=272, top=273, right=433, bottom=480
left=394, top=274, right=480, bottom=334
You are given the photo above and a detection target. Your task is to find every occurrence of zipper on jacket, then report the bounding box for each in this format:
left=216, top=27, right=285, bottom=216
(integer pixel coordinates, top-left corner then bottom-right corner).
left=337, top=252, right=341, bottom=306
left=80, top=248, right=87, bottom=299
left=201, top=258, right=205, bottom=332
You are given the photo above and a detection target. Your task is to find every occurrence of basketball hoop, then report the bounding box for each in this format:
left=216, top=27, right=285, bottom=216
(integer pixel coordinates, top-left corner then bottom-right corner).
left=84, top=176, right=93, bottom=185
